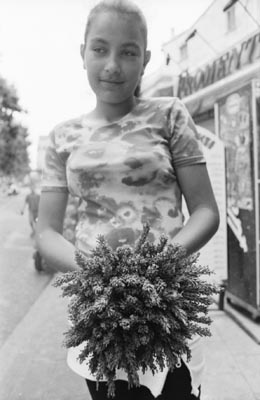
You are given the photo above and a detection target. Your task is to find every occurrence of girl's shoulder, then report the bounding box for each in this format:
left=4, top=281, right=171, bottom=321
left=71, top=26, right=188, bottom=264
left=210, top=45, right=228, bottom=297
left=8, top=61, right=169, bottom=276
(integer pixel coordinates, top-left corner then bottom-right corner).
left=50, top=114, right=87, bottom=136
left=138, top=96, right=183, bottom=115
left=48, top=114, right=95, bottom=148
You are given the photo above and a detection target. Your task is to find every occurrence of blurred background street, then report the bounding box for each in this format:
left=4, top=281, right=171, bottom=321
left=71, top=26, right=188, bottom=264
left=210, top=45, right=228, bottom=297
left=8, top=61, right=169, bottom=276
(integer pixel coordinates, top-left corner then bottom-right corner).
left=0, top=188, right=53, bottom=349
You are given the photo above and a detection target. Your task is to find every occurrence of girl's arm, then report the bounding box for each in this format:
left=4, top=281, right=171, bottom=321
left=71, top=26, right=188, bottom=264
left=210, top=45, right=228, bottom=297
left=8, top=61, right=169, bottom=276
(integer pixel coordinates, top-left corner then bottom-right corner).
left=36, top=191, right=81, bottom=273
left=173, top=163, right=220, bottom=255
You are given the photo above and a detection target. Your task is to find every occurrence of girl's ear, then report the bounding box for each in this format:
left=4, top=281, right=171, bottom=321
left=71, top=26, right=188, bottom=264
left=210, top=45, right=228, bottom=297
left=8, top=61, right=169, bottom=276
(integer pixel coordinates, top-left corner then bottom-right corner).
left=80, top=44, right=86, bottom=69
left=141, top=50, right=151, bottom=75
left=144, top=50, right=151, bottom=68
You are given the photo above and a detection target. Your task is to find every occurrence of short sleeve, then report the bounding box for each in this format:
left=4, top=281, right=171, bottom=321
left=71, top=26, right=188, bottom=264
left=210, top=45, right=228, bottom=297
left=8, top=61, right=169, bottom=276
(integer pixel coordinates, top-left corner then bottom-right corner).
left=41, top=129, right=68, bottom=193
left=169, top=98, right=205, bottom=168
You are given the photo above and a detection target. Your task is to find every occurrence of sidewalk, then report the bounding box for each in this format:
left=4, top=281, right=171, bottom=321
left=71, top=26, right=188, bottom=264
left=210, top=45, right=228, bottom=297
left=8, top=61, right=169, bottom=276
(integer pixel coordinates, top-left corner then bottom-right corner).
left=202, top=300, right=260, bottom=400
left=0, top=277, right=260, bottom=400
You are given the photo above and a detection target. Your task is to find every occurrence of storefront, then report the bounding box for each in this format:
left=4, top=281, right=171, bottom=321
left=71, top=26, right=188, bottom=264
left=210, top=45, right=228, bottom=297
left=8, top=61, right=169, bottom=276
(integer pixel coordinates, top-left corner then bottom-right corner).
left=177, top=30, right=260, bottom=319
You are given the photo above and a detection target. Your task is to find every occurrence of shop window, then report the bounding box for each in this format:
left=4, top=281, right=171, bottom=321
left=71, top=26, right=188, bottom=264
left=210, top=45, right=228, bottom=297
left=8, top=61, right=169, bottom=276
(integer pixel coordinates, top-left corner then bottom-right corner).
left=180, top=43, right=188, bottom=61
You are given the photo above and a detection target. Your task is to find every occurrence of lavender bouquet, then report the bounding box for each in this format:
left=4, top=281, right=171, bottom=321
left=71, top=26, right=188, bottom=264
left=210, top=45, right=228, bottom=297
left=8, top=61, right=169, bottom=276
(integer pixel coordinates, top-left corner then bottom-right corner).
left=54, top=224, right=218, bottom=397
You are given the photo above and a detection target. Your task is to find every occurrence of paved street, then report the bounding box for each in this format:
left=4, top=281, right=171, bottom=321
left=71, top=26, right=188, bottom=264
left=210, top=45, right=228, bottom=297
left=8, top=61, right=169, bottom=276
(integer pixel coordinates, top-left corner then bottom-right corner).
left=0, top=191, right=260, bottom=400
left=0, top=190, right=53, bottom=348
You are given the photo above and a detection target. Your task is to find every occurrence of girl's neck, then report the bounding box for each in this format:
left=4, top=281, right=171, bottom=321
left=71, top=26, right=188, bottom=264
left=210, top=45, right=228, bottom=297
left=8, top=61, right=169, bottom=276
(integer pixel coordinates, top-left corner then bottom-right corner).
left=93, top=97, right=137, bottom=123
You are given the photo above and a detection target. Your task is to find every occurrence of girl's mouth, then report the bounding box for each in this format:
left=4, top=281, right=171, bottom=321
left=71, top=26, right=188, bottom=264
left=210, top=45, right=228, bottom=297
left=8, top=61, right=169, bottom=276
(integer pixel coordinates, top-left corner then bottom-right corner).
left=100, top=79, right=124, bottom=84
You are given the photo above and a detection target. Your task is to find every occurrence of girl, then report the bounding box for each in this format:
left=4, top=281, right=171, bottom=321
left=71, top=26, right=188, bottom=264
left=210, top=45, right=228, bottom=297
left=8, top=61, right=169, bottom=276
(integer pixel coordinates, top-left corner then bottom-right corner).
left=37, top=1, right=219, bottom=399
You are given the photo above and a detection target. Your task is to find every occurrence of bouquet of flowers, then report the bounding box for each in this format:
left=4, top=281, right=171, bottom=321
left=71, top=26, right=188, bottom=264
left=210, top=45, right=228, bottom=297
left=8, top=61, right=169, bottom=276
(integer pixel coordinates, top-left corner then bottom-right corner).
left=54, top=224, right=218, bottom=397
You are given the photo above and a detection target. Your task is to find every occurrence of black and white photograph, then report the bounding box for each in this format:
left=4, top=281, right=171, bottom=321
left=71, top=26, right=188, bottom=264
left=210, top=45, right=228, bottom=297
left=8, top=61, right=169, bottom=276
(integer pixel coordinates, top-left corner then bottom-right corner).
left=0, top=1, right=260, bottom=399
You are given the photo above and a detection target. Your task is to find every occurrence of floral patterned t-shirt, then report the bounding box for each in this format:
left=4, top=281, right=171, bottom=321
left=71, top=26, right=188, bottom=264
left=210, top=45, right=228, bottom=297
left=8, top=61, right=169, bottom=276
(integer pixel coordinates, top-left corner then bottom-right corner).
left=42, top=96, right=206, bottom=397
left=42, top=96, right=205, bottom=254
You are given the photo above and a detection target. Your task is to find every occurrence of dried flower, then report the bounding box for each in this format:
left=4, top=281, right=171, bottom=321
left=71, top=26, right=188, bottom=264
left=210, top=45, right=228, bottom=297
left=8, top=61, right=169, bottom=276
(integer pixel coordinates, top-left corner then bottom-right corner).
left=54, top=224, right=219, bottom=397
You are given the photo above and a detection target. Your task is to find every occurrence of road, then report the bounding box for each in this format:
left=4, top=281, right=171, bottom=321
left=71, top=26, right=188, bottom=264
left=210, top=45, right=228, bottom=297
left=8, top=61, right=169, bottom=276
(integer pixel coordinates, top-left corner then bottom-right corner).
left=0, top=190, right=53, bottom=348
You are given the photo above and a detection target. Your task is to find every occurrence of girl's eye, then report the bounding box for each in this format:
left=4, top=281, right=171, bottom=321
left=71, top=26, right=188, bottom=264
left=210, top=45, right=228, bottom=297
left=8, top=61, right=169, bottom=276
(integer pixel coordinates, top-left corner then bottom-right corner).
left=93, top=47, right=106, bottom=54
left=122, top=50, right=137, bottom=57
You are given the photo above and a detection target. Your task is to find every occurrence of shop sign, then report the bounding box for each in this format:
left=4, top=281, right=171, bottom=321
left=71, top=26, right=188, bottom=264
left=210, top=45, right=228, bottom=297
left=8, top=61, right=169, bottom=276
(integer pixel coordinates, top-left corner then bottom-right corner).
left=177, top=31, right=260, bottom=98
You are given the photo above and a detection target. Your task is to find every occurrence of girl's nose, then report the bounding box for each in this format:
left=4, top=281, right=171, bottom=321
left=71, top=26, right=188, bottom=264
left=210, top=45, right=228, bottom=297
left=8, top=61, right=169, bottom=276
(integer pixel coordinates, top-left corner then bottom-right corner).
left=104, top=53, right=121, bottom=74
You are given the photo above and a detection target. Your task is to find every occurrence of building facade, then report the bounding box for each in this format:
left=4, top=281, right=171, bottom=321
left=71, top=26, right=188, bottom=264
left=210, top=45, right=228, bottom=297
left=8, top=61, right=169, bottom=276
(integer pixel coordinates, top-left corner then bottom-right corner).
left=142, top=0, right=260, bottom=318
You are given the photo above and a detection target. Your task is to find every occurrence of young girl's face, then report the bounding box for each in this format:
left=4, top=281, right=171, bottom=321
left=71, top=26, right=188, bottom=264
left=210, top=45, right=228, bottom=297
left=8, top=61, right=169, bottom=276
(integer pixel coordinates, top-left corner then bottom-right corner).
left=81, top=10, right=150, bottom=106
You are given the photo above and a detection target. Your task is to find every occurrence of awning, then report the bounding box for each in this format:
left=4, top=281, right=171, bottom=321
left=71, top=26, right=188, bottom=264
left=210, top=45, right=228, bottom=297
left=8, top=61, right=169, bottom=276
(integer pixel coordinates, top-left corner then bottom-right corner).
left=183, top=61, right=260, bottom=116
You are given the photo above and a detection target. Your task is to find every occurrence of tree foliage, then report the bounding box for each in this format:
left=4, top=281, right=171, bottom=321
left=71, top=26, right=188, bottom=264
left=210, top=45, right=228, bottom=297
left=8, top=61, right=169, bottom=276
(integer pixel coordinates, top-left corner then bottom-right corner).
left=0, top=76, right=30, bottom=178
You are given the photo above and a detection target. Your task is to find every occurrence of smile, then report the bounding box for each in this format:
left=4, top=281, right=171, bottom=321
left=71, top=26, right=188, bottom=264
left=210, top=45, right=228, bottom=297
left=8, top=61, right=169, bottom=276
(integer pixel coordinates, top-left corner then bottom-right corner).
left=100, top=80, right=124, bottom=84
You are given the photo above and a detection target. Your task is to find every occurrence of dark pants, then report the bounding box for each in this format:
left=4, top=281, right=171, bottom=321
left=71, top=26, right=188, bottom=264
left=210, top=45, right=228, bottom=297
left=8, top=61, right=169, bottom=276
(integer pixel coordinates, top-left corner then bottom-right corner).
left=86, top=361, right=201, bottom=400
